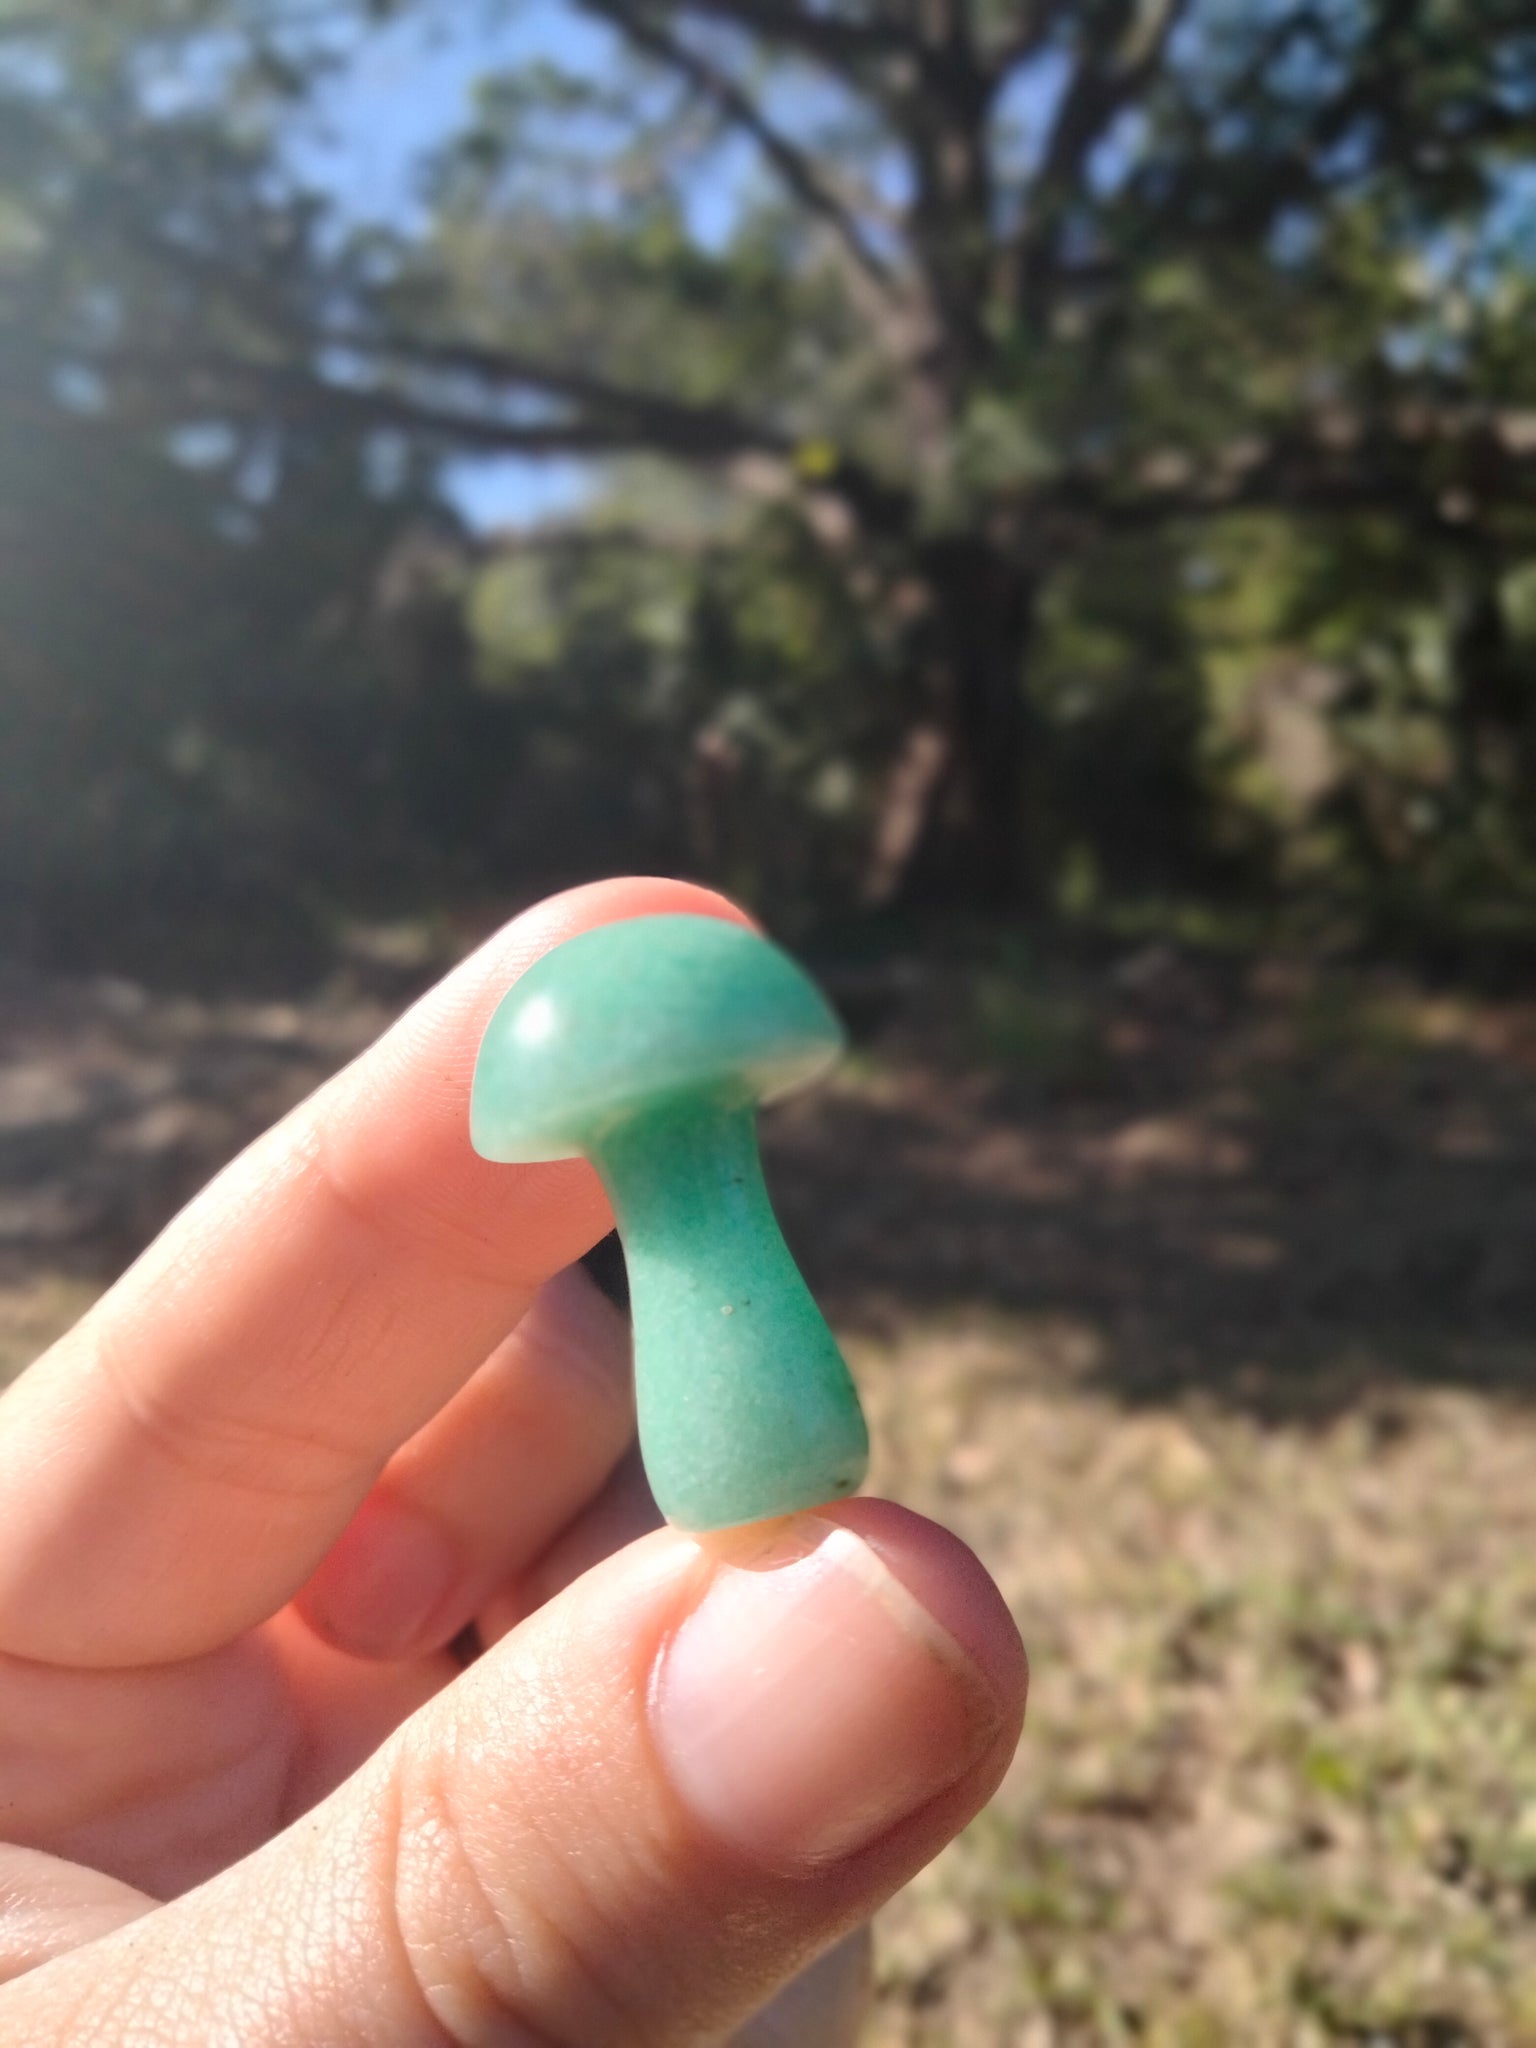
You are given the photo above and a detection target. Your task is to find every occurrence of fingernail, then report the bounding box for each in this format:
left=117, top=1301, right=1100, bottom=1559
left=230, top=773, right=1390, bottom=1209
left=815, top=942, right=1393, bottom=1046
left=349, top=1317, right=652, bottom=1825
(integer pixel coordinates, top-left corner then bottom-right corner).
left=651, top=1520, right=1004, bottom=1870
left=300, top=1495, right=462, bottom=1660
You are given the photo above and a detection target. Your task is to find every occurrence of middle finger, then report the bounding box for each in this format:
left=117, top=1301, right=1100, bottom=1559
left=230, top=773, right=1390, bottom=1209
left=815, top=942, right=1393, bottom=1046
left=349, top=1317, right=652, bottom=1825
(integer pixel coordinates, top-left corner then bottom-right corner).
left=294, top=1264, right=633, bottom=1662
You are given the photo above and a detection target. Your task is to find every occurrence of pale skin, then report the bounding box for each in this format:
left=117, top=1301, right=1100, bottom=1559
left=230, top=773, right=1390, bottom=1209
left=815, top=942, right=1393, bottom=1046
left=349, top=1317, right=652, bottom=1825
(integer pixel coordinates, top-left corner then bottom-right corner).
left=0, top=876, right=1027, bottom=2047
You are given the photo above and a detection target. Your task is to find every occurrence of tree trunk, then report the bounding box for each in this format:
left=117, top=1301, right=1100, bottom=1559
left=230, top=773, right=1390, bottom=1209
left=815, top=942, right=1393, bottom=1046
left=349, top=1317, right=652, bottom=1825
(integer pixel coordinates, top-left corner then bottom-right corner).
left=866, top=539, right=1039, bottom=910
left=1446, top=553, right=1524, bottom=801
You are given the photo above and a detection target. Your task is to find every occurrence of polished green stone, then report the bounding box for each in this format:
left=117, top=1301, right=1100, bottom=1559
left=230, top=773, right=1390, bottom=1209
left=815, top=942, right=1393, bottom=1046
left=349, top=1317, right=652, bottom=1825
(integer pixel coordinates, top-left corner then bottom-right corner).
left=471, top=914, right=869, bottom=1531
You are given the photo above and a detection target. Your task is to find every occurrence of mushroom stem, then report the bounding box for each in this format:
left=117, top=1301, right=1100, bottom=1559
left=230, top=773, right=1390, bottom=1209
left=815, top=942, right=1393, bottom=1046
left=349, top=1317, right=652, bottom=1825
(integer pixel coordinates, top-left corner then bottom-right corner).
left=589, top=1095, right=869, bottom=1532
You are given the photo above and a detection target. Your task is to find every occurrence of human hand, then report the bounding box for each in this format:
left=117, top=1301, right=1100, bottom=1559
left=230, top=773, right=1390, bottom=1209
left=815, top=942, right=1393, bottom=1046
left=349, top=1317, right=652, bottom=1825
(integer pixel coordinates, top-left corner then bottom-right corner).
left=0, top=877, right=1026, bottom=2046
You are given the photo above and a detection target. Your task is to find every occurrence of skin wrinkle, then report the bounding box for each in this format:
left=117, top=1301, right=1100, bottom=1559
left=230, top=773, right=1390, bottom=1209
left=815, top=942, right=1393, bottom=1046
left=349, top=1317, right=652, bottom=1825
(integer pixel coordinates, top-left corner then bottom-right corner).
left=395, top=1568, right=701, bottom=2048
left=0, top=1641, right=288, bottom=1811
left=80, top=1140, right=418, bottom=1502
left=98, top=1098, right=532, bottom=1529
left=311, top=1085, right=570, bottom=1305
left=0, top=1704, right=290, bottom=1901
left=487, top=1751, right=667, bottom=2048
left=484, top=1568, right=754, bottom=2046
left=390, top=1737, right=571, bottom=2048
left=0, top=1848, right=155, bottom=1984
left=17, top=1941, right=127, bottom=2045
left=279, top=1804, right=402, bottom=2048
left=88, top=1311, right=380, bottom=1512
left=92, top=1798, right=442, bottom=2048
left=85, top=1110, right=332, bottom=1358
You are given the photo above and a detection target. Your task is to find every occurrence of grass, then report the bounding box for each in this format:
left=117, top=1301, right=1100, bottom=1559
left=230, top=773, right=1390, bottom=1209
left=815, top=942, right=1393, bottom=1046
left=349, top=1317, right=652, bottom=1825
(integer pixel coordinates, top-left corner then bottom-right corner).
left=859, top=1317, right=1536, bottom=2047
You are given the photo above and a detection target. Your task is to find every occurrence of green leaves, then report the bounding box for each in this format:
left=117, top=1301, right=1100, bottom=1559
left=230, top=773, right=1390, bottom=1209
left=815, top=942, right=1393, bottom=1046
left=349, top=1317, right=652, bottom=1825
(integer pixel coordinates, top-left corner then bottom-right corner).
left=7, top=0, right=1536, bottom=945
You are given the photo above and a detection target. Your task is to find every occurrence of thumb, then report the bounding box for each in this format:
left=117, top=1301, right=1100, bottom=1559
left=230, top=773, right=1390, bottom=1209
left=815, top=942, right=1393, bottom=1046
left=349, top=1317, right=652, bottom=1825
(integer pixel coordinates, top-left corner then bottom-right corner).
left=4, top=1502, right=1024, bottom=2047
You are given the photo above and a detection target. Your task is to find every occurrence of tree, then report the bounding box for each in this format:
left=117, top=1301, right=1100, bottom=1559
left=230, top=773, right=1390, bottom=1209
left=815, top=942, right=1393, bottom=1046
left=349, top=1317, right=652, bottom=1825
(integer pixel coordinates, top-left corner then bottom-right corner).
left=5, top=0, right=1536, bottom=911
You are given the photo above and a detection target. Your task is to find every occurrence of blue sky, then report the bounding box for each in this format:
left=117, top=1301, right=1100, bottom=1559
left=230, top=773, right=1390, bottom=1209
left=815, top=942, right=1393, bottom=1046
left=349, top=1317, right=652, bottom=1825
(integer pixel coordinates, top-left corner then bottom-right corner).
left=290, top=1, right=611, bottom=530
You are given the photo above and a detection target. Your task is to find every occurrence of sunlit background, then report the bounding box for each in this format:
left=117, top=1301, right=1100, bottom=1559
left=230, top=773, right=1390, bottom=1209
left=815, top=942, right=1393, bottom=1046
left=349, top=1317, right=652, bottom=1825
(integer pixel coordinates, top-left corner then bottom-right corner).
left=4, top=3, right=1536, bottom=2040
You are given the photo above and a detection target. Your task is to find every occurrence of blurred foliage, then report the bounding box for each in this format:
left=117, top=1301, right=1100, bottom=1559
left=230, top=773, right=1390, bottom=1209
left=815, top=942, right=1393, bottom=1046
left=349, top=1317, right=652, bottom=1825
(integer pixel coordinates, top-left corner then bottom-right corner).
left=2, top=0, right=1536, bottom=975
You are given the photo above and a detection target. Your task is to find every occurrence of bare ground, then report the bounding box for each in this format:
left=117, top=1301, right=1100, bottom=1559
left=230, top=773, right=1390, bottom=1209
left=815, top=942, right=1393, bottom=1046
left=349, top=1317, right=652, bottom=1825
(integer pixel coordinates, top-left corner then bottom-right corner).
left=3, top=939, right=1536, bottom=2044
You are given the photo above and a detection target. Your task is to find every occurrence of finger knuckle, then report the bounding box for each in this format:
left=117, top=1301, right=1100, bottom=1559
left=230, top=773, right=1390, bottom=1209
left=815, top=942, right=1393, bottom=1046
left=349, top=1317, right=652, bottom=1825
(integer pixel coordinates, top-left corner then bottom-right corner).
left=387, top=1721, right=666, bottom=2048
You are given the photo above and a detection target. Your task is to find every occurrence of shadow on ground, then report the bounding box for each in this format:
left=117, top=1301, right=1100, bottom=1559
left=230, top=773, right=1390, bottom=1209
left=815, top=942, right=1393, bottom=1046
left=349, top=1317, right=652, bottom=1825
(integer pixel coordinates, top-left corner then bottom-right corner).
left=3, top=940, right=1535, bottom=1417
left=777, top=945, right=1536, bottom=1420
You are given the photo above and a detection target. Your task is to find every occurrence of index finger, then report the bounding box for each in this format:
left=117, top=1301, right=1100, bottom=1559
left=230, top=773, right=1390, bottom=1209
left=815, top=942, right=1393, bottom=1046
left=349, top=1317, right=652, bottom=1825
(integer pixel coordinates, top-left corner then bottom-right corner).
left=0, top=877, right=751, bottom=1666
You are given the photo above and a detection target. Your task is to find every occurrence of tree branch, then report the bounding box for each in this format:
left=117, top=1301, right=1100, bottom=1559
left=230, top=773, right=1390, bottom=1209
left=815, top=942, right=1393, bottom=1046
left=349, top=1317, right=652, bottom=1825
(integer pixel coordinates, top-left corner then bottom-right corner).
left=877, top=2, right=1001, bottom=393
left=1010, top=0, right=1193, bottom=313
left=988, top=0, right=1075, bottom=84
left=84, top=218, right=799, bottom=458
left=1118, top=4, right=1536, bottom=257
left=665, top=0, right=914, bottom=70
left=1047, top=403, right=1536, bottom=539
left=579, top=0, right=898, bottom=287
left=103, top=346, right=780, bottom=460
left=332, top=330, right=792, bottom=457
left=82, top=317, right=918, bottom=538
left=490, top=520, right=712, bottom=555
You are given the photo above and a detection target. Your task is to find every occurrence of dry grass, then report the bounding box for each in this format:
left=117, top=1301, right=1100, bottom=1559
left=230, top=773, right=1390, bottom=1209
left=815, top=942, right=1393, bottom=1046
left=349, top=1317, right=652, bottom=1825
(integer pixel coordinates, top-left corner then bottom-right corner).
left=0, top=1270, right=99, bottom=1385
left=861, top=1317, right=1536, bottom=2046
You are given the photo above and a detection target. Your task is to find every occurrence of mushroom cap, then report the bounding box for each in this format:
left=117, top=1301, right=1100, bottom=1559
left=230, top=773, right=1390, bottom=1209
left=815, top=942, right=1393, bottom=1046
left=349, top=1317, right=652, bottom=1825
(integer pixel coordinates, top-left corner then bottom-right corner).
left=470, top=913, right=845, bottom=1163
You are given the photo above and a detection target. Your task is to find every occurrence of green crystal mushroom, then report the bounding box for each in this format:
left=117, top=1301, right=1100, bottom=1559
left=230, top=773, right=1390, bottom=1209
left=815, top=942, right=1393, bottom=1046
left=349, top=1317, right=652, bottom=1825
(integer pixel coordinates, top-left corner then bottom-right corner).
left=470, top=913, right=869, bottom=1532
